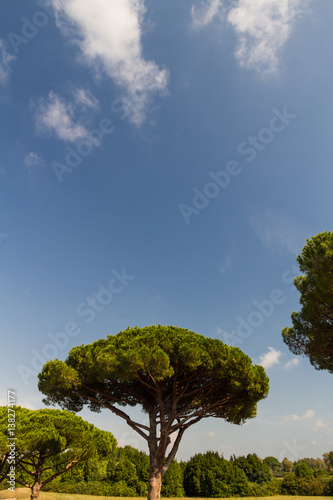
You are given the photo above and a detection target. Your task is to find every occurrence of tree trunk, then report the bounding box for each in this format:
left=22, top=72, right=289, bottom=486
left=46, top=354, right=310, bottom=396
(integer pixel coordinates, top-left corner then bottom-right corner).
left=148, top=467, right=163, bottom=500
left=30, top=482, right=41, bottom=500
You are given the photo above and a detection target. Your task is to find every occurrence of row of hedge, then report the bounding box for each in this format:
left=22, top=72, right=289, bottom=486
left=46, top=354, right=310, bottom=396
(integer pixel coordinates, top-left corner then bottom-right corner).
left=42, top=449, right=333, bottom=497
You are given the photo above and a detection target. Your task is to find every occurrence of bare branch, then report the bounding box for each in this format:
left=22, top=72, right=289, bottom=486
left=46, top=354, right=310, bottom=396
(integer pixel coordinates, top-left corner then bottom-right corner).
left=72, top=390, right=150, bottom=441
left=162, top=427, right=186, bottom=476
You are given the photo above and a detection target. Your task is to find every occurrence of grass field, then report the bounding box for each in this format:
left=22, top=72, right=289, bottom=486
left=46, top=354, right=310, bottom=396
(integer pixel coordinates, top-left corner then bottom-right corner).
left=0, top=488, right=332, bottom=500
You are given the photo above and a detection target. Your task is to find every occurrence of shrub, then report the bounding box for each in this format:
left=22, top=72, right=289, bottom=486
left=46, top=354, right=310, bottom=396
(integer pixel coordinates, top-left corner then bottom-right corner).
left=325, top=477, right=333, bottom=495
left=281, top=472, right=328, bottom=496
left=184, top=451, right=249, bottom=497
left=108, top=480, right=137, bottom=497
left=161, top=460, right=185, bottom=497
left=232, top=453, right=273, bottom=484
left=281, top=473, right=300, bottom=495
left=261, top=478, right=282, bottom=496
left=294, top=461, right=313, bottom=478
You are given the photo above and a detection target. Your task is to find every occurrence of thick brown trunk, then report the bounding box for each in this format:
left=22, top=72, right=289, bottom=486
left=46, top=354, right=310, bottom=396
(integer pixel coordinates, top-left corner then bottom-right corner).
left=30, top=483, right=41, bottom=500
left=148, top=468, right=162, bottom=500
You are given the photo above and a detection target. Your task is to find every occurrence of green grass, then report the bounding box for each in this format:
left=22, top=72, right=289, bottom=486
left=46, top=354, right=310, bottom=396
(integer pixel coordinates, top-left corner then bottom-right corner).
left=0, top=489, right=332, bottom=500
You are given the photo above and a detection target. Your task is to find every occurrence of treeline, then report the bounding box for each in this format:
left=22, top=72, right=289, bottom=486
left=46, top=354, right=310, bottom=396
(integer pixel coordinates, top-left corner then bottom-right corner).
left=43, top=448, right=333, bottom=497
left=1, top=407, right=333, bottom=498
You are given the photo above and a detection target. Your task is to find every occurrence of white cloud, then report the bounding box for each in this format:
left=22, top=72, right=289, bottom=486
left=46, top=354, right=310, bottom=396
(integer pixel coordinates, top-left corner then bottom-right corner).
left=315, top=419, right=326, bottom=429
left=73, top=88, right=99, bottom=109
left=259, top=347, right=281, bottom=368
left=191, top=0, right=310, bottom=76
left=51, top=0, right=169, bottom=125
left=24, top=152, right=43, bottom=167
left=0, top=39, right=16, bottom=85
left=301, top=409, right=314, bottom=419
left=148, top=294, right=166, bottom=306
left=208, top=431, right=217, bottom=437
left=285, top=409, right=315, bottom=421
left=36, top=91, right=88, bottom=142
left=191, top=0, right=223, bottom=28
left=249, top=210, right=308, bottom=255
left=283, top=357, right=300, bottom=369
left=227, top=0, right=308, bottom=76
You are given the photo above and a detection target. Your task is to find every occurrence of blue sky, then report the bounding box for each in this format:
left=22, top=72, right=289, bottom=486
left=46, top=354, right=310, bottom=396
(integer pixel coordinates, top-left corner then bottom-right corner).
left=0, top=0, right=332, bottom=462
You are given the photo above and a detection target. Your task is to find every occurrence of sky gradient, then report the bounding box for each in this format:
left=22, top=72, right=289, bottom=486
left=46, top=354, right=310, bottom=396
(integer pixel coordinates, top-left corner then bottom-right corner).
left=0, top=0, right=332, bottom=462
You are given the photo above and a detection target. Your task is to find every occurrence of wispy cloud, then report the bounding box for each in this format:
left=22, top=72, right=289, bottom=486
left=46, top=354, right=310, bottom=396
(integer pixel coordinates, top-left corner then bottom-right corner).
left=0, top=39, right=16, bottom=85
left=24, top=152, right=43, bottom=168
left=249, top=210, right=308, bottom=255
left=36, top=91, right=88, bottom=142
left=283, top=357, right=300, bottom=369
left=191, top=0, right=223, bottom=29
left=219, top=254, right=233, bottom=275
left=73, top=88, right=99, bottom=109
left=148, top=294, right=166, bottom=306
left=227, top=0, right=308, bottom=76
left=259, top=346, right=281, bottom=368
left=285, top=409, right=314, bottom=421
left=51, top=0, right=169, bottom=125
left=191, top=0, right=310, bottom=76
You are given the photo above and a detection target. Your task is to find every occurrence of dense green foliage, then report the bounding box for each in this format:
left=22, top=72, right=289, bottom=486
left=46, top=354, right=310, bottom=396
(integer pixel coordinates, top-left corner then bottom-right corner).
left=282, top=231, right=333, bottom=373
left=161, top=460, right=185, bottom=497
left=38, top=325, right=269, bottom=425
left=294, top=462, right=313, bottom=478
left=183, top=451, right=249, bottom=497
left=231, top=453, right=273, bottom=485
left=3, top=415, right=332, bottom=500
left=326, top=477, right=333, bottom=495
left=0, top=407, right=116, bottom=499
left=281, top=472, right=331, bottom=496
left=44, top=446, right=184, bottom=498
left=282, top=457, right=294, bottom=473
left=44, top=448, right=332, bottom=497
left=264, top=456, right=282, bottom=474
left=324, top=451, right=333, bottom=471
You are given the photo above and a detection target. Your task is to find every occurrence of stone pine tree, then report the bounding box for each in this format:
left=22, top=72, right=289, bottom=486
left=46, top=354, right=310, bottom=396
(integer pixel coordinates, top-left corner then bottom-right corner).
left=282, top=231, right=333, bottom=373
left=38, top=325, right=269, bottom=500
left=0, top=407, right=116, bottom=500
